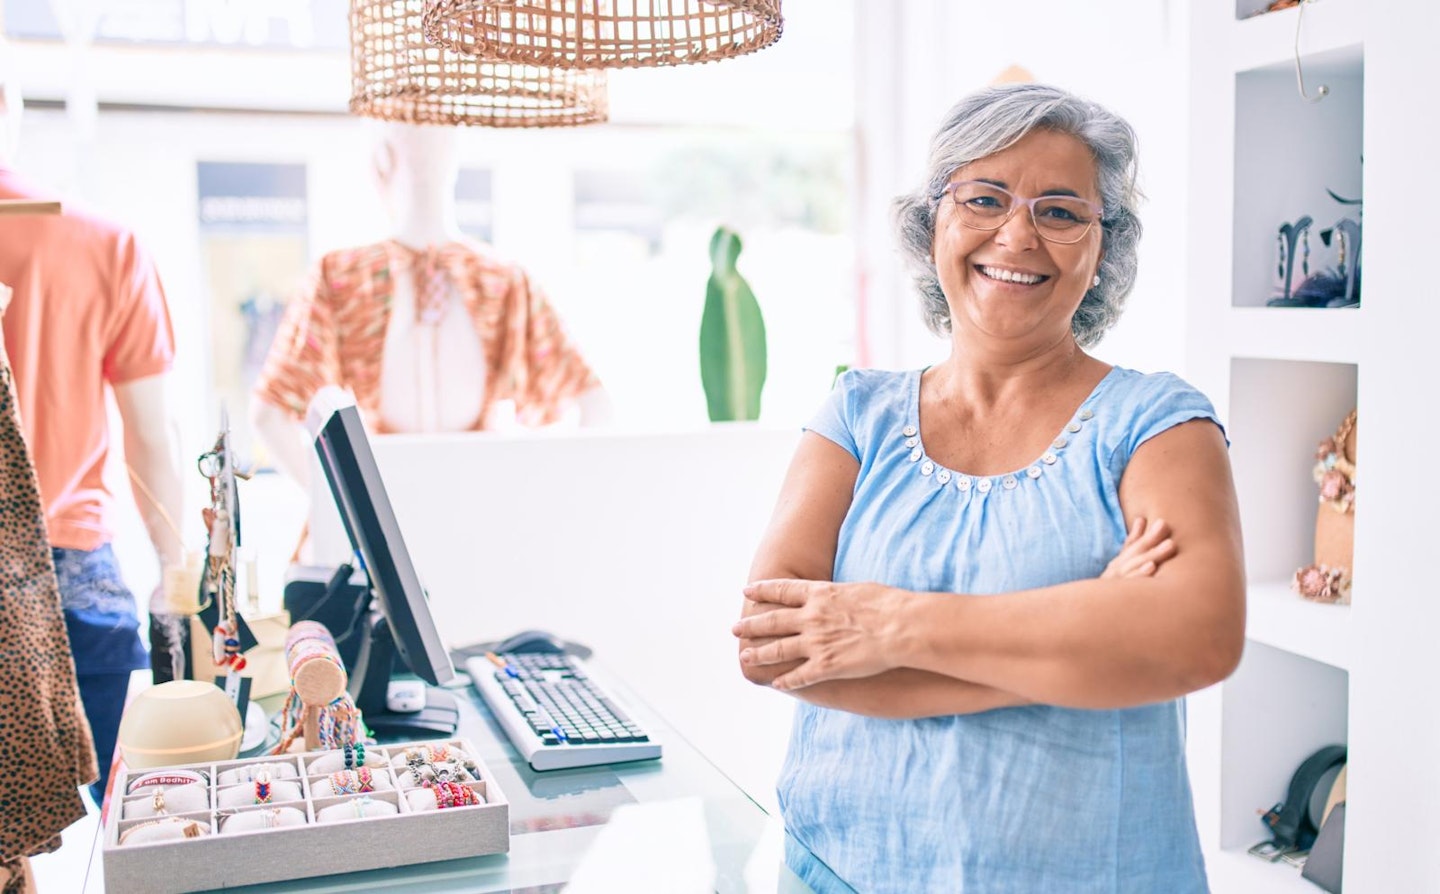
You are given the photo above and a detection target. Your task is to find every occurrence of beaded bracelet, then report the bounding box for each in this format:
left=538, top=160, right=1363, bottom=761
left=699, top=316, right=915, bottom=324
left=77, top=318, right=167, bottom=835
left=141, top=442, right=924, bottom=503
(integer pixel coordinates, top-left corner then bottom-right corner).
left=254, top=770, right=272, bottom=804
left=343, top=741, right=366, bottom=770
left=432, top=781, right=479, bottom=810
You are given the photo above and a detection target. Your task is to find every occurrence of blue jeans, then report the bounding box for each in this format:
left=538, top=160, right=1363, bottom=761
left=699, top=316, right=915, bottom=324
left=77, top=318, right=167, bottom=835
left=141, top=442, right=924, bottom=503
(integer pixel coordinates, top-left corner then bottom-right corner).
left=53, top=544, right=149, bottom=803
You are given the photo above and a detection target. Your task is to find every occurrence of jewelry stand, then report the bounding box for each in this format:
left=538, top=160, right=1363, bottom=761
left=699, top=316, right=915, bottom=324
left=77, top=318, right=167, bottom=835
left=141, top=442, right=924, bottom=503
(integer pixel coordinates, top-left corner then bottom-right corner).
left=1330, top=217, right=1361, bottom=307
left=1268, top=215, right=1314, bottom=306
left=274, top=622, right=359, bottom=753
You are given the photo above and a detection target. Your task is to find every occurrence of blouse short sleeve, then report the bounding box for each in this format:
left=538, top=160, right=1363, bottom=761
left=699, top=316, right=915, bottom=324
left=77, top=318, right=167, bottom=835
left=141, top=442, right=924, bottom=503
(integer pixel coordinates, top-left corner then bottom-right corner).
left=1107, top=372, right=1226, bottom=476
left=512, top=271, right=601, bottom=426
left=803, top=369, right=862, bottom=461
left=252, top=260, right=342, bottom=422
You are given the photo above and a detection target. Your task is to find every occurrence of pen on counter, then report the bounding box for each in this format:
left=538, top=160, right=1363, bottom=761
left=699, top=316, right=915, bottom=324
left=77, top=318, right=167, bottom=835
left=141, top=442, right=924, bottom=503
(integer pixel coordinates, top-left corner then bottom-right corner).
left=486, top=652, right=520, bottom=678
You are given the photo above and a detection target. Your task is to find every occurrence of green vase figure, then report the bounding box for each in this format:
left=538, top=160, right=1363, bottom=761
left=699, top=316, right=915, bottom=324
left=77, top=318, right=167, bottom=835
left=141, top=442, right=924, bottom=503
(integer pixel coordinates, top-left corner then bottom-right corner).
left=700, top=226, right=767, bottom=422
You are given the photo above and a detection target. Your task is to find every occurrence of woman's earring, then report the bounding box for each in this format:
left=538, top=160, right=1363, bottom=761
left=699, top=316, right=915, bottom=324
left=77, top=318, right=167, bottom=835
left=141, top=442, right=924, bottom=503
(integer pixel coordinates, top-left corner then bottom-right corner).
left=1092, top=274, right=1101, bottom=288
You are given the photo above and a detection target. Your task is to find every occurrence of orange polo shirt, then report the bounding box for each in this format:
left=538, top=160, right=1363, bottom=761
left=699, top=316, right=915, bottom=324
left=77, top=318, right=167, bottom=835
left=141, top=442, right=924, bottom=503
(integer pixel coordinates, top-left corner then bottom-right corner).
left=0, top=166, right=176, bottom=550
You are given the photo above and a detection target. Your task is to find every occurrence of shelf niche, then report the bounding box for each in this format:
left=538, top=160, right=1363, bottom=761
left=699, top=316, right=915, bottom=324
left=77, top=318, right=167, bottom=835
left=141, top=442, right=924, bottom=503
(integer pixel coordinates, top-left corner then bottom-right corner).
left=1220, top=642, right=1348, bottom=857
left=1232, top=46, right=1363, bottom=309
left=1235, top=0, right=1275, bottom=20
left=1229, top=357, right=1356, bottom=588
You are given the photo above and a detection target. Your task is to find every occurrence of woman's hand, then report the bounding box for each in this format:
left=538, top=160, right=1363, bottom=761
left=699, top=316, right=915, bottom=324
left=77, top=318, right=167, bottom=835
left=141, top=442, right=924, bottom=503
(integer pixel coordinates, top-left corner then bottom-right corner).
left=732, top=579, right=905, bottom=691
left=1102, top=517, right=1175, bottom=579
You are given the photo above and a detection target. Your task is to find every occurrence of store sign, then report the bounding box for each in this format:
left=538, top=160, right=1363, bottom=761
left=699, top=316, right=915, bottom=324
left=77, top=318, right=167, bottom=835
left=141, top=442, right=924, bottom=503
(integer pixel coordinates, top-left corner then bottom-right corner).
left=197, top=162, right=307, bottom=231
left=3, top=0, right=347, bottom=50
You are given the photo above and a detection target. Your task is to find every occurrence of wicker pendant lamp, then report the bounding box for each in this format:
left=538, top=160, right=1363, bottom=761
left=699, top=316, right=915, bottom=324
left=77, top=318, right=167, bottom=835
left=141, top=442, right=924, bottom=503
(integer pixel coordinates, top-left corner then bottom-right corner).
left=351, top=0, right=608, bottom=127
left=421, top=0, right=784, bottom=70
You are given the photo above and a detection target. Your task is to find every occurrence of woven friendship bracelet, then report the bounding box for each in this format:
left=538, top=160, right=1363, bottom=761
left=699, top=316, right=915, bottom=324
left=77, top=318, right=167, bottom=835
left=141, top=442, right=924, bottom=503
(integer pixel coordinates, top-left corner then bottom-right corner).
left=328, top=768, right=376, bottom=795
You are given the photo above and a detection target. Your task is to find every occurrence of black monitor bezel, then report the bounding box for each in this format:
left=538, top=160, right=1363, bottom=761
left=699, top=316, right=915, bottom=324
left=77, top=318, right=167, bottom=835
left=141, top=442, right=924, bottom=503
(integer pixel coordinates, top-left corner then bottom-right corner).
left=313, top=406, right=455, bottom=688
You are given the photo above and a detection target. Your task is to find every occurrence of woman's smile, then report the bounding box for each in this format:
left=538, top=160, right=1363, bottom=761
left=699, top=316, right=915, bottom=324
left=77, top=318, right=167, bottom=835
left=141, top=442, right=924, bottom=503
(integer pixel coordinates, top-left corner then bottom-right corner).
left=973, top=263, right=1051, bottom=287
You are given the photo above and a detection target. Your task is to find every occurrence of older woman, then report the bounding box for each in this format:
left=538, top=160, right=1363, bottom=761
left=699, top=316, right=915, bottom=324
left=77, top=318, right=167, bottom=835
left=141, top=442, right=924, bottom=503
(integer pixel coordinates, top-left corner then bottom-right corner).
left=732, top=84, right=1243, bottom=892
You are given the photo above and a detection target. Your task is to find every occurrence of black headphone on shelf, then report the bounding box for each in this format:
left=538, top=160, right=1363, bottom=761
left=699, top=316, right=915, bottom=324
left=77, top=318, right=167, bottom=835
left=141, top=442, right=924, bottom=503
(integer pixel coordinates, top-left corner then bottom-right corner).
left=1262, top=743, right=1347, bottom=850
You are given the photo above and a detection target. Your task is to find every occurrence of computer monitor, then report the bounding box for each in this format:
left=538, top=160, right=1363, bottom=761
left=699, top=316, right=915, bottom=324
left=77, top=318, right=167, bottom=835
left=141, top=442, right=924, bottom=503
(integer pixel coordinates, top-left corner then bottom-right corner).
left=313, top=405, right=459, bottom=738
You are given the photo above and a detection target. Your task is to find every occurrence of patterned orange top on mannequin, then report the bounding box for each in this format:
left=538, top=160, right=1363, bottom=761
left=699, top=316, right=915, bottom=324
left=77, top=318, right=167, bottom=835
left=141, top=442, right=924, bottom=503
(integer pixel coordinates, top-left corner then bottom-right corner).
left=254, top=239, right=600, bottom=432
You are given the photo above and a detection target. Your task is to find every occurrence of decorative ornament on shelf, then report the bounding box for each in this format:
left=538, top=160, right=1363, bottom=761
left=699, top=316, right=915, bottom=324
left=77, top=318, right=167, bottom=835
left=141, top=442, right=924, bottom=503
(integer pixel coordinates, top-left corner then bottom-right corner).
left=350, top=0, right=608, bottom=128
left=699, top=226, right=766, bottom=422
left=1293, top=409, right=1356, bottom=605
left=422, top=0, right=784, bottom=70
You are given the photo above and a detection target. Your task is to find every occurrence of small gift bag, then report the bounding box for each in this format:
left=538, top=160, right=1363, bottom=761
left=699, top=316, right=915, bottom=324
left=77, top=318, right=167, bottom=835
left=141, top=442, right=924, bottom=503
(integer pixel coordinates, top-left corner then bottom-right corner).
left=1293, top=410, right=1356, bottom=604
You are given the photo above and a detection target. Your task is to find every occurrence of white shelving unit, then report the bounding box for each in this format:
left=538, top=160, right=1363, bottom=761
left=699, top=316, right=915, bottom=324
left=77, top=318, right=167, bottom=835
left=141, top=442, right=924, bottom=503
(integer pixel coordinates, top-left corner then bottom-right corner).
left=1187, top=2, right=1440, bottom=891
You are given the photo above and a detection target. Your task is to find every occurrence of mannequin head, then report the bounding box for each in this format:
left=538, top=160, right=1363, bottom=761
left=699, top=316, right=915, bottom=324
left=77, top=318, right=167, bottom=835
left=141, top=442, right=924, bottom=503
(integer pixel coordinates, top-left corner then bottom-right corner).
left=370, top=121, right=462, bottom=247
left=0, top=38, right=22, bottom=166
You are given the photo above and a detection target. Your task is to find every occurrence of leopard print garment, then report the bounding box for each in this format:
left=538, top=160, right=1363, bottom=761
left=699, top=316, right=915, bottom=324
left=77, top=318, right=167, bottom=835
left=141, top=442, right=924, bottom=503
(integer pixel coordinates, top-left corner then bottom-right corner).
left=0, top=289, right=98, bottom=889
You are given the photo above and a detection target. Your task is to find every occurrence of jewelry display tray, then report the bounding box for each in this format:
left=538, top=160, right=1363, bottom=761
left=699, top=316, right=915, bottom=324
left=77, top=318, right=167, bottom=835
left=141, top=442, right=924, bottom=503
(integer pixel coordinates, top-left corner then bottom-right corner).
left=101, top=737, right=509, bottom=894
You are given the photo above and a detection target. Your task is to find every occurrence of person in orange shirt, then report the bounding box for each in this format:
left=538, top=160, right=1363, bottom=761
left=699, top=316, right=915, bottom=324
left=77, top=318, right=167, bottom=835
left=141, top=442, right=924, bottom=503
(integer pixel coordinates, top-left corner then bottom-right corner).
left=0, top=55, right=185, bottom=804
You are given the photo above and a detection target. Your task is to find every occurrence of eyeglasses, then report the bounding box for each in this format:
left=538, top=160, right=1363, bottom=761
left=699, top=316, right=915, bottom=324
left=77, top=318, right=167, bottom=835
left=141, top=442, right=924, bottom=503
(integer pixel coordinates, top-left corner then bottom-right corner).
left=935, top=180, right=1103, bottom=245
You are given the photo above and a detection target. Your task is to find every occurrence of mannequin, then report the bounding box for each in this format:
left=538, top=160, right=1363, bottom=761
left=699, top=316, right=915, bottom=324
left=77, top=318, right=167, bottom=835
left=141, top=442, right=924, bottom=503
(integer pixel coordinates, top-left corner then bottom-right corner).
left=251, top=121, right=611, bottom=492
left=0, top=43, right=185, bottom=805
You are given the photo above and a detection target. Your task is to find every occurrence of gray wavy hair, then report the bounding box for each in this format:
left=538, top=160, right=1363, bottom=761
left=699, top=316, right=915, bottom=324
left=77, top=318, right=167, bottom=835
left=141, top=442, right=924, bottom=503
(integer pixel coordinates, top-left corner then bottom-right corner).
left=893, top=83, right=1142, bottom=346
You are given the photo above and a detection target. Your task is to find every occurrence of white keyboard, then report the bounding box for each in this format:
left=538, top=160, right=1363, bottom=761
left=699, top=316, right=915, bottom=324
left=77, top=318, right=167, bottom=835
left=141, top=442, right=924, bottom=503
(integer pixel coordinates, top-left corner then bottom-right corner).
left=467, top=652, right=662, bottom=771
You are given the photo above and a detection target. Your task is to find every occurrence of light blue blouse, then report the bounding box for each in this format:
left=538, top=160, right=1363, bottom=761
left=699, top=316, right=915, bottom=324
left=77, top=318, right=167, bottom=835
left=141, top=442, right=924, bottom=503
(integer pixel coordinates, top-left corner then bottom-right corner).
left=779, top=366, right=1220, bottom=894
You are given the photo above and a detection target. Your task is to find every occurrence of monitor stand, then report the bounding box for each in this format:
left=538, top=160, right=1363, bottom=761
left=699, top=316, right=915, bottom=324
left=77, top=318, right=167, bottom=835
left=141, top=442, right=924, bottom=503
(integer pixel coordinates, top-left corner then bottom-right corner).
left=350, top=611, right=459, bottom=740
left=361, top=686, right=460, bottom=740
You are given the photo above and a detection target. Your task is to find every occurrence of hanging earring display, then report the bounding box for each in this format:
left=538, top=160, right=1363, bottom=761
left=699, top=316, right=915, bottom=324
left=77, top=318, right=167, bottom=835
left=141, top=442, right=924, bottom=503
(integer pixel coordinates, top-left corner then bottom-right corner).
left=1330, top=216, right=1361, bottom=307
left=1266, top=215, right=1314, bottom=306
left=1301, top=226, right=1311, bottom=277
left=196, top=409, right=258, bottom=676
